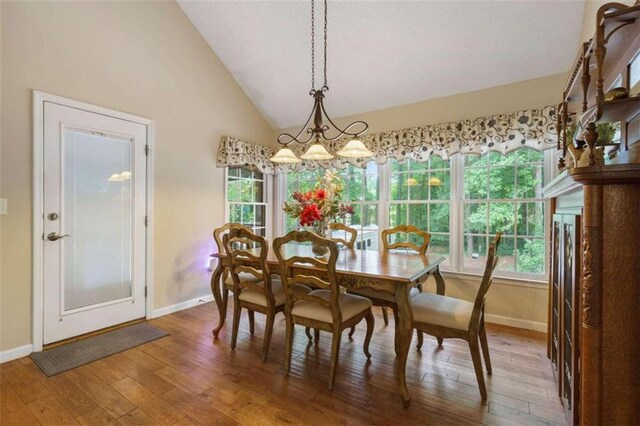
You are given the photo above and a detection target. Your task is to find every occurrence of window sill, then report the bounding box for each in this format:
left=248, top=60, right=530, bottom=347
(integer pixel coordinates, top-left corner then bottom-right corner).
left=439, top=270, right=548, bottom=289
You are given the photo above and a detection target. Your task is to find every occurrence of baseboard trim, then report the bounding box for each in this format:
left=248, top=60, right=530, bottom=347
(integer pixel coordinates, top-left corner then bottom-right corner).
left=484, top=313, right=547, bottom=333
left=148, top=294, right=214, bottom=319
left=0, top=344, right=33, bottom=363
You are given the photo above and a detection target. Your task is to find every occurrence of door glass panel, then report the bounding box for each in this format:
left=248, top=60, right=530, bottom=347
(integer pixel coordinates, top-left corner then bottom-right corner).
left=63, top=129, right=133, bottom=310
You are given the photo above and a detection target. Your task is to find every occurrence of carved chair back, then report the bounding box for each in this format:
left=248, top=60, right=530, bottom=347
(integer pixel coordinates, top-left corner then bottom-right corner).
left=273, top=231, right=341, bottom=322
left=381, top=224, right=430, bottom=255
left=329, top=222, right=357, bottom=249
left=213, top=223, right=252, bottom=254
left=223, top=228, right=275, bottom=308
left=469, top=233, right=502, bottom=327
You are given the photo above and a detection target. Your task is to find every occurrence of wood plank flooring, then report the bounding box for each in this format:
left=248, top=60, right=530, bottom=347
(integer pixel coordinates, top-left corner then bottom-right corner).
left=0, top=302, right=567, bottom=425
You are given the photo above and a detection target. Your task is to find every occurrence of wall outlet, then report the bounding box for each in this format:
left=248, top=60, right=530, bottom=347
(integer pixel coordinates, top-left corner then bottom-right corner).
left=0, top=199, right=6, bottom=215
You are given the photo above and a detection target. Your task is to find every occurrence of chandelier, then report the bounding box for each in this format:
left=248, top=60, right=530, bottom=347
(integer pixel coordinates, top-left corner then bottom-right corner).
left=270, top=0, right=372, bottom=163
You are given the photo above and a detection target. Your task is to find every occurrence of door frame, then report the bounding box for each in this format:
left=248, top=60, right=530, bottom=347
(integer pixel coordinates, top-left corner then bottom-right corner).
left=32, top=91, right=155, bottom=352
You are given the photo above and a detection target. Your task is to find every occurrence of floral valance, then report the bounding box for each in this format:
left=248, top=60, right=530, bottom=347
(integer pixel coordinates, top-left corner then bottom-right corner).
left=217, top=105, right=557, bottom=174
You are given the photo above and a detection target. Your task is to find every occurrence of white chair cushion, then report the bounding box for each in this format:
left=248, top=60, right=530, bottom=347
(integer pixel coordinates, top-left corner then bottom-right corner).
left=291, top=290, right=372, bottom=323
left=351, top=286, right=420, bottom=303
left=410, top=293, right=474, bottom=331
left=238, top=278, right=311, bottom=307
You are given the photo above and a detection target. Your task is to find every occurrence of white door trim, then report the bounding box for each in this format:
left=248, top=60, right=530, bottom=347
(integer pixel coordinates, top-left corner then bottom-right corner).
left=32, top=91, right=155, bottom=352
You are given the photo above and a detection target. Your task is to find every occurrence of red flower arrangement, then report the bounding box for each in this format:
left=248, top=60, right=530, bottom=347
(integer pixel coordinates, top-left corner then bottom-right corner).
left=284, top=171, right=354, bottom=232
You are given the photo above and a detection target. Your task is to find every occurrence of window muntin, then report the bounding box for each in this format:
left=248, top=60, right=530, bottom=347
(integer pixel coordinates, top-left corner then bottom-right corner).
left=389, top=158, right=451, bottom=266
left=278, top=147, right=548, bottom=280
left=226, top=166, right=268, bottom=236
left=462, top=149, right=545, bottom=275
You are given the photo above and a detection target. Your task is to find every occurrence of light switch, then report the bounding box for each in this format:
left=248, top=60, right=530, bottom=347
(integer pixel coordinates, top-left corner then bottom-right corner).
left=0, top=199, right=6, bottom=215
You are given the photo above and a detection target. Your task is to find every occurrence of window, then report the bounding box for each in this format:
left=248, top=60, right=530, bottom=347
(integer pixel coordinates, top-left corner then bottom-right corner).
left=226, top=166, right=268, bottom=236
left=462, top=150, right=545, bottom=275
left=278, top=147, right=550, bottom=280
left=389, top=158, right=451, bottom=266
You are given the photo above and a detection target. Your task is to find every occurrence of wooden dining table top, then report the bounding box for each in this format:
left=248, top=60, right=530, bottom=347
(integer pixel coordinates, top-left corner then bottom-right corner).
left=211, top=246, right=445, bottom=284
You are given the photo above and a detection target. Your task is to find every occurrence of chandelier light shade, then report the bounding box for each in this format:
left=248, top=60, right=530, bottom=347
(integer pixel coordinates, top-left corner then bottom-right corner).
left=270, top=147, right=302, bottom=163
left=300, top=142, right=334, bottom=160
left=272, top=0, right=372, bottom=163
left=336, top=138, right=373, bottom=158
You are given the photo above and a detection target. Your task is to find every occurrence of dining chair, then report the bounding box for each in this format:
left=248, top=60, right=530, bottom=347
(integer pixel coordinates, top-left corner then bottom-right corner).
left=223, top=227, right=311, bottom=362
left=410, top=233, right=502, bottom=401
left=273, top=230, right=375, bottom=390
left=348, top=224, right=430, bottom=337
left=213, top=223, right=258, bottom=333
left=328, top=222, right=357, bottom=248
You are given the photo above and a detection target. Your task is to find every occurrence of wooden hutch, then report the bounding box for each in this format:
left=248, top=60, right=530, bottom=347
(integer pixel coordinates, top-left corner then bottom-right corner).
left=543, top=2, right=640, bottom=424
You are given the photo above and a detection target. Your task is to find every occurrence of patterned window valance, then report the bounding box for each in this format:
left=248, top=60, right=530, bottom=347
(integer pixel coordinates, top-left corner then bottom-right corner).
left=217, top=105, right=557, bottom=173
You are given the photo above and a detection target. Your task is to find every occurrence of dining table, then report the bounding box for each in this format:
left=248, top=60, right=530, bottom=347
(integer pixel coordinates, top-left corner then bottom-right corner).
left=209, top=246, right=446, bottom=408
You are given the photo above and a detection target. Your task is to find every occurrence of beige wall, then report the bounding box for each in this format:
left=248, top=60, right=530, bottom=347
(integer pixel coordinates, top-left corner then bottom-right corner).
left=0, top=1, right=274, bottom=352
left=279, top=73, right=568, bottom=329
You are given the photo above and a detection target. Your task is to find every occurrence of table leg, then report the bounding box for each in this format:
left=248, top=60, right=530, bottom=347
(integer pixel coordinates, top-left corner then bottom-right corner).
left=433, top=265, right=445, bottom=346
left=211, top=262, right=225, bottom=338
left=433, top=264, right=446, bottom=296
left=395, top=283, right=413, bottom=408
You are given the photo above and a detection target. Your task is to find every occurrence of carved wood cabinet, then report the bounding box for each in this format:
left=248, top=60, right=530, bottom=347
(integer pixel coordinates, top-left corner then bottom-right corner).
left=550, top=212, right=581, bottom=424
left=544, top=170, right=640, bottom=425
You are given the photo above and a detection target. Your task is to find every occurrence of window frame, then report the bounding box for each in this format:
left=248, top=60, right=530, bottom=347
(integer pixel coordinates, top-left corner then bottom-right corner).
left=224, top=166, right=272, bottom=241
left=271, top=148, right=555, bottom=283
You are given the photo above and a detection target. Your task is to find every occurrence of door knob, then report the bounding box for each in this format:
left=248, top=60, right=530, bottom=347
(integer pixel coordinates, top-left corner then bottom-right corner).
left=47, top=232, right=70, bottom=241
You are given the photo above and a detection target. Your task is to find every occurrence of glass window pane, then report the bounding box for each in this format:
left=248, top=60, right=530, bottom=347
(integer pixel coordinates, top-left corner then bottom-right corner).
left=227, top=167, right=240, bottom=178
left=465, top=154, right=487, bottom=168
left=517, top=238, right=545, bottom=273
left=391, top=160, right=408, bottom=173
left=464, top=203, right=487, bottom=234
left=464, top=166, right=488, bottom=199
left=253, top=181, right=264, bottom=203
left=240, top=179, right=253, bottom=202
left=409, top=172, right=429, bottom=200
left=364, top=174, right=378, bottom=202
left=346, top=172, right=363, bottom=202
left=429, top=203, right=450, bottom=233
left=515, top=148, right=543, bottom=164
left=389, top=203, right=407, bottom=228
left=409, top=160, right=429, bottom=171
left=229, top=204, right=241, bottom=223
left=463, top=235, right=488, bottom=270
left=516, top=165, right=543, bottom=198
left=489, top=152, right=515, bottom=166
left=63, top=130, right=132, bottom=310
left=408, top=204, right=428, bottom=230
left=430, top=156, right=449, bottom=170
left=255, top=205, right=266, bottom=227
left=227, top=178, right=240, bottom=202
left=241, top=204, right=254, bottom=226
left=240, top=167, right=253, bottom=178
left=489, top=166, right=516, bottom=199
left=391, top=174, right=408, bottom=201
left=429, top=170, right=450, bottom=200
left=489, top=202, right=515, bottom=235
left=517, top=202, right=544, bottom=237
left=361, top=204, right=379, bottom=251
left=495, top=236, right=515, bottom=272
left=253, top=170, right=264, bottom=180
left=428, top=234, right=450, bottom=268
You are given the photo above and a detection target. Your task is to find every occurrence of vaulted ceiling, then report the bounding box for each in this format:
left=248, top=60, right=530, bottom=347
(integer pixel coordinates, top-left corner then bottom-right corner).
left=178, top=1, right=585, bottom=129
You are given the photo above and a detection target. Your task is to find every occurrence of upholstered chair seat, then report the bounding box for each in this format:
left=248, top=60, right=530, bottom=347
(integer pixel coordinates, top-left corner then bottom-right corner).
left=239, top=279, right=311, bottom=308
left=292, top=290, right=372, bottom=323
left=410, top=293, right=474, bottom=331
left=225, top=271, right=262, bottom=286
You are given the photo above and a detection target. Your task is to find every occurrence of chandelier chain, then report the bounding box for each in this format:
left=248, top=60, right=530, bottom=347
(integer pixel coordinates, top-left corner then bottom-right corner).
left=311, top=0, right=315, bottom=90
left=323, top=0, right=327, bottom=89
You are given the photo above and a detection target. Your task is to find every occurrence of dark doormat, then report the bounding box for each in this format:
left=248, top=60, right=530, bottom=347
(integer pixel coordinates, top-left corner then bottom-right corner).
left=31, top=322, right=168, bottom=376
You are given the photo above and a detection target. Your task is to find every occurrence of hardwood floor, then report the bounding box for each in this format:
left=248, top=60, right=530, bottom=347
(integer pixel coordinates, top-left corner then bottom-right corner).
left=1, top=302, right=567, bottom=425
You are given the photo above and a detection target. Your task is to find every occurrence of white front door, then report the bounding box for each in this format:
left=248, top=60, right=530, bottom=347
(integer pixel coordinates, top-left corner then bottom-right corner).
left=42, top=102, right=147, bottom=345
